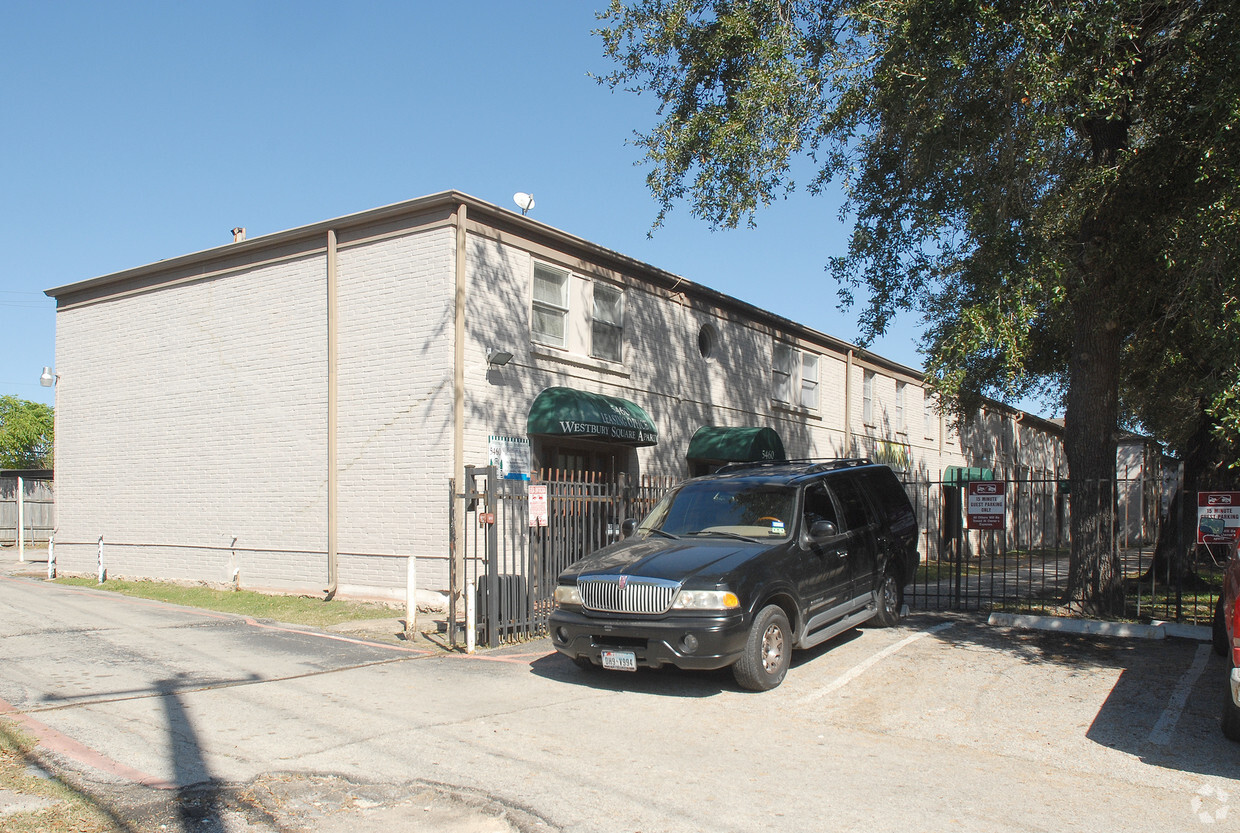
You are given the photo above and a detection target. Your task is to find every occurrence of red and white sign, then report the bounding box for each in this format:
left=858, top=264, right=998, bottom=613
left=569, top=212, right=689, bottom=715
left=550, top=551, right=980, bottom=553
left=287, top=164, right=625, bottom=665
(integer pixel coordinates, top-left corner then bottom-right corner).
left=1197, top=491, right=1240, bottom=544
left=528, top=484, right=549, bottom=528
left=966, top=481, right=1006, bottom=530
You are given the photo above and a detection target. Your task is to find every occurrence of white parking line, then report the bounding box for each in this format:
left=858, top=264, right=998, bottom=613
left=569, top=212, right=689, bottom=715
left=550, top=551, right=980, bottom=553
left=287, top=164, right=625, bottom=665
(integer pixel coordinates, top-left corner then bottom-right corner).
left=799, top=621, right=955, bottom=704
left=1148, top=642, right=1211, bottom=746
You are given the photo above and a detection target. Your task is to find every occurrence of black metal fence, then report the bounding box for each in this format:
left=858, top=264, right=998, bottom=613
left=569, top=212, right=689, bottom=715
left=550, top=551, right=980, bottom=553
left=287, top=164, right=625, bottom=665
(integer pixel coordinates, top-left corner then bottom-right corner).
left=904, top=476, right=1218, bottom=625
left=449, top=468, right=1217, bottom=648
left=449, top=467, right=676, bottom=647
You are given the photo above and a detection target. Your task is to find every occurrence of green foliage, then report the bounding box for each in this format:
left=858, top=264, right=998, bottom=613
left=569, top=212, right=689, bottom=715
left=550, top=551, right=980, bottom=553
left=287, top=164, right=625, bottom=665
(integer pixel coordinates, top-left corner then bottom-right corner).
left=597, top=0, right=1240, bottom=609
left=0, top=396, right=53, bottom=470
left=596, top=0, right=1240, bottom=441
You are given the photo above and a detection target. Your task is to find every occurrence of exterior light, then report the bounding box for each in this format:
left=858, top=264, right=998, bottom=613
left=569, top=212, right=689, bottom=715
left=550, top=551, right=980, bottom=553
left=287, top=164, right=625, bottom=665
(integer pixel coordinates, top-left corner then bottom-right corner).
left=40, top=367, right=55, bottom=387
left=487, top=349, right=514, bottom=368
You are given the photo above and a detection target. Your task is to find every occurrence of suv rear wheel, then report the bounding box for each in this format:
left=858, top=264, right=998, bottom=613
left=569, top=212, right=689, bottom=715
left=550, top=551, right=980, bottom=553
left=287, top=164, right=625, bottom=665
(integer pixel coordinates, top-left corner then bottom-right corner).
left=733, top=604, right=791, bottom=691
left=872, top=570, right=903, bottom=628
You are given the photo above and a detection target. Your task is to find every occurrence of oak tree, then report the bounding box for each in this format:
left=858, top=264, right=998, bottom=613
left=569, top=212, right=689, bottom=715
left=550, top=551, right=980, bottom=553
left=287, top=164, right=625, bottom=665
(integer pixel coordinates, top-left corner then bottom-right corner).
left=597, top=0, right=1240, bottom=614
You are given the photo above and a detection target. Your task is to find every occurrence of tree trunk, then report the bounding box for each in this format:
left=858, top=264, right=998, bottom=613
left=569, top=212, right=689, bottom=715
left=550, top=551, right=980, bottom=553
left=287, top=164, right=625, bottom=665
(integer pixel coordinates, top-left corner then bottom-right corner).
left=1063, top=297, right=1124, bottom=616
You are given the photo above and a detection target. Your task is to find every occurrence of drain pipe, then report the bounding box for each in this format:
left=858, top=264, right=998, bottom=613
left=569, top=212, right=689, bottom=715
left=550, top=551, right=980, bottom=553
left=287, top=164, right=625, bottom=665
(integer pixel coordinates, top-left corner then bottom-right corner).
left=325, top=229, right=339, bottom=600
left=452, top=203, right=468, bottom=605
left=844, top=350, right=854, bottom=456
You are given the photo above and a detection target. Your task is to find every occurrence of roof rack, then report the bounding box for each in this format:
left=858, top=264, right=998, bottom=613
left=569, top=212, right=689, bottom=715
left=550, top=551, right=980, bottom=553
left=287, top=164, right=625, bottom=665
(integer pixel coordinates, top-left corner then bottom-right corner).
left=715, top=458, right=874, bottom=474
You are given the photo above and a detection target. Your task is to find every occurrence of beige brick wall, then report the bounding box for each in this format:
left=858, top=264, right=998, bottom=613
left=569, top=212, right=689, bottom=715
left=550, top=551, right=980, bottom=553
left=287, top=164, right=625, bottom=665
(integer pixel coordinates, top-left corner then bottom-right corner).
left=54, top=250, right=330, bottom=589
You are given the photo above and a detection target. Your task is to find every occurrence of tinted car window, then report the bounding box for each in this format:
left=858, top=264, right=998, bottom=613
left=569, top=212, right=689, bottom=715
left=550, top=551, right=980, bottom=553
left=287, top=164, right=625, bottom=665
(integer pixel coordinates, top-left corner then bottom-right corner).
left=803, top=484, right=839, bottom=529
left=831, top=476, right=875, bottom=532
left=641, top=481, right=797, bottom=536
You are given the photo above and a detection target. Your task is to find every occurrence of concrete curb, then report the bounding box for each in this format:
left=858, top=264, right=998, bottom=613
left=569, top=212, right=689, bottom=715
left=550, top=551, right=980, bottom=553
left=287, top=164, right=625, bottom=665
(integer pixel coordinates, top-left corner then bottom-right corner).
left=988, top=612, right=1211, bottom=642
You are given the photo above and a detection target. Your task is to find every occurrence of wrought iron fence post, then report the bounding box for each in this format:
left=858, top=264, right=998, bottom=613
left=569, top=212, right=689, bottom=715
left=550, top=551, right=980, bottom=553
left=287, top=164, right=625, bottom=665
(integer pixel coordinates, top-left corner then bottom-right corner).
left=483, top=465, right=499, bottom=647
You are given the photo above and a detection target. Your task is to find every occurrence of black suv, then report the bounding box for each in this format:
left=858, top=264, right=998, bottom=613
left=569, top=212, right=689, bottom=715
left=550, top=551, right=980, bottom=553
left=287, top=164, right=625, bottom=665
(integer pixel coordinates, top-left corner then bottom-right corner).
left=549, top=459, right=919, bottom=690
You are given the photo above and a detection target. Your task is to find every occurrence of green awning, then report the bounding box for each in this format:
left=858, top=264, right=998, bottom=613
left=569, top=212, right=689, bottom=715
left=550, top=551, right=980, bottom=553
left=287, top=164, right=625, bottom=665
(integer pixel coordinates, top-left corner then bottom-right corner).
left=943, top=466, right=995, bottom=485
left=686, top=426, right=786, bottom=464
left=527, top=387, right=658, bottom=447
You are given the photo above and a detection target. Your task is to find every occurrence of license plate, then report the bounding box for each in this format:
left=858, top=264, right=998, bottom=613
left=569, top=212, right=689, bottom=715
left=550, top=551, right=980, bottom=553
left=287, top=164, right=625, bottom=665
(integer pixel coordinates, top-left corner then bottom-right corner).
left=601, top=650, right=637, bottom=671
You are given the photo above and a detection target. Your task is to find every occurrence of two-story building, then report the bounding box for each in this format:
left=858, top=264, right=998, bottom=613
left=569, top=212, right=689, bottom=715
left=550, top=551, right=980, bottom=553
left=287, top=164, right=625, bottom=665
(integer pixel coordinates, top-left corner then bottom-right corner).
left=45, top=191, right=1066, bottom=604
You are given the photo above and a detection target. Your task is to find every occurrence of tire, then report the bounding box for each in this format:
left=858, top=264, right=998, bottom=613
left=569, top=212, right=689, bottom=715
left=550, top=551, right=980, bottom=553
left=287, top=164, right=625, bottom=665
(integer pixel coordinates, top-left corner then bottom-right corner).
left=1214, top=595, right=1230, bottom=658
left=872, top=570, right=903, bottom=628
left=732, top=604, right=792, bottom=691
left=1224, top=675, right=1240, bottom=742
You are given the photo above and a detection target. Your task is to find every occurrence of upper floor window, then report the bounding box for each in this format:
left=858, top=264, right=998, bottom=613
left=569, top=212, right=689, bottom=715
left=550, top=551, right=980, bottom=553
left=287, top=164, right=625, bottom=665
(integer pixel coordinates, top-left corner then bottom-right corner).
left=773, top=341, right=819, bottom=410
left=591, top=283, right=624, bottom=362
left=895, top=381, right=907, bottom=433
left=923, top=391, right=937, bottom=439
left=862, top=370, right=875, bottom=425
left=801, top=354, right=819, bottom=410
left=532, top=263, right=569, bottom=347
left=773, top=342, right=795, bottom=403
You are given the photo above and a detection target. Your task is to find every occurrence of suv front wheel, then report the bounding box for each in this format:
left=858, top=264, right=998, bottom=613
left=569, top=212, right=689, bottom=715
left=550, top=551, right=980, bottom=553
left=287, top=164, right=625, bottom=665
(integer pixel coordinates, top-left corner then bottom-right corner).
left=732, top=604, right=791, bottom=691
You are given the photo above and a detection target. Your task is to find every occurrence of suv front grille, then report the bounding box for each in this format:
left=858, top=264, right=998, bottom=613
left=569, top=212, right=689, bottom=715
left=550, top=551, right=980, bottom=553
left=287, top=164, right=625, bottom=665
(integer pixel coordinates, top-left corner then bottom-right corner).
left=577, top=576, right=680, bottom=615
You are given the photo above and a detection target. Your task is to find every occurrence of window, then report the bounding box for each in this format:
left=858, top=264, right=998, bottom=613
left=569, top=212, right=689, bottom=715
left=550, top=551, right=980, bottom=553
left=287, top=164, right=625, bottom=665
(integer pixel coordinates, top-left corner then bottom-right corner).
left=774, top=343, right=822, bottom=410
left=923, top=392, right=937, bottom=439
left=895, top=381, right=907, bottom=433
left=801, top=354, right=819, bottom=410
left=773, top=342, right=795, bottom=404
left=862, top=370, right=875, bottom=425
left=532, top=263, right=569, bottom=347
left=591, top=283, right=624, bottom=362
left=697, top=323, right=717, bottom=358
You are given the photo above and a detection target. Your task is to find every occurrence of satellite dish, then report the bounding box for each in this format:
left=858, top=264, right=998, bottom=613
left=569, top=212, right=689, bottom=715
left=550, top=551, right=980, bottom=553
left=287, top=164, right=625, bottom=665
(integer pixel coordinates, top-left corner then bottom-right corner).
left=513, top=192, right=535, bottom=215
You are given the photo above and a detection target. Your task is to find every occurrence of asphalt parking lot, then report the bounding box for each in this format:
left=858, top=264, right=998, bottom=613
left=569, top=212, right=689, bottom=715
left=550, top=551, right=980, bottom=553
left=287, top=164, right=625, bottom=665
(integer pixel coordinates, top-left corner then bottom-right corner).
left=1, top=566, right=1237, bottom=832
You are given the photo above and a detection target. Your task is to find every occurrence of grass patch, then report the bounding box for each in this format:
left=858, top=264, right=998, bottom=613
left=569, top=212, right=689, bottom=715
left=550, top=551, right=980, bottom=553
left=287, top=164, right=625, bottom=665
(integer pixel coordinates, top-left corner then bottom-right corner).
left=51, top=577, right=399, bottom=628
left=0, top=718, right=121, bottom=833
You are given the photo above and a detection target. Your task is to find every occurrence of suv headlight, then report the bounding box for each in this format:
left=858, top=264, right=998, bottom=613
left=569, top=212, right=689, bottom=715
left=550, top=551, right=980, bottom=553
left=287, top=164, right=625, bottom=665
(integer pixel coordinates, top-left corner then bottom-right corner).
left=672, top=589, right=740, bottom=610
left=553, top=585, right=582, bottom=607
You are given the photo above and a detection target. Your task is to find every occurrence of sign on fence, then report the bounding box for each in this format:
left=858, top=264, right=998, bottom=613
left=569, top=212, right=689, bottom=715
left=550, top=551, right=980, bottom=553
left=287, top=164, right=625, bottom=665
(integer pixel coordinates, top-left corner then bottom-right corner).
left=1197, top=491, right=1240, bottom=544
left=966, top=481, right=1006, bottom=530
left=528, top=484, right=548, bottom=528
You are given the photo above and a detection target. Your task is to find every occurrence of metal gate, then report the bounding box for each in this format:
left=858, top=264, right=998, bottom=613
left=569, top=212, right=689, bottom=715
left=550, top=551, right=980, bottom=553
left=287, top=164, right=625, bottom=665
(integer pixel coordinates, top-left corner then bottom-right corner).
left=448, top=466, right=676, bottom=648
left=903, top=476, right=1217, bottom=624
left=448, top=470, right=1216, bottom=648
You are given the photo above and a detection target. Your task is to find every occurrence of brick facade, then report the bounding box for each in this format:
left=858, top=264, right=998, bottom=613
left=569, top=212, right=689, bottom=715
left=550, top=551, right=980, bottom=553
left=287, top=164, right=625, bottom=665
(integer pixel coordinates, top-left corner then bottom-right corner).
left=47, top=191, right=1067, bottom=602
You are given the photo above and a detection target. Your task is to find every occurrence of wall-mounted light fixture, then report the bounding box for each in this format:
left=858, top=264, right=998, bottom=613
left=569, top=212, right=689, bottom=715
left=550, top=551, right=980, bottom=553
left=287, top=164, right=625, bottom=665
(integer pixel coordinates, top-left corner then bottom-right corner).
left=40, top=366, right=56, bottom=387
left=486, top=349, right=514, bottom=369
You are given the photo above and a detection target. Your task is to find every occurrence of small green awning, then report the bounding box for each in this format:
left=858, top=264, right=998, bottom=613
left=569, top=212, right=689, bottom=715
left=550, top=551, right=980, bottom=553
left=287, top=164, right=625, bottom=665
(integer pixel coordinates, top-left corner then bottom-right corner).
left=527, top=387, right=658, bottom=447
left=944, top=466, right=995, bottom=485
left=686, top=426, right=786, bottom=464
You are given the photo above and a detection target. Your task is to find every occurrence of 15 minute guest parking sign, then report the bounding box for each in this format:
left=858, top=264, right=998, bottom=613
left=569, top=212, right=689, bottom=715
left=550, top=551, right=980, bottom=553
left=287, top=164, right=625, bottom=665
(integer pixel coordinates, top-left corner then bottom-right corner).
left=966, top=481, right=1006, bottom=530
left=1197, top=491, right=1240, bottom=544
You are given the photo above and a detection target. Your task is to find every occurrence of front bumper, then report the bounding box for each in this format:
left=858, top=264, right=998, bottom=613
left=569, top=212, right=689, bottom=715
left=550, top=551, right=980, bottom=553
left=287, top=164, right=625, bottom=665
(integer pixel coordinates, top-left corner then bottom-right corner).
left=549, top=607, right=750, bottom=671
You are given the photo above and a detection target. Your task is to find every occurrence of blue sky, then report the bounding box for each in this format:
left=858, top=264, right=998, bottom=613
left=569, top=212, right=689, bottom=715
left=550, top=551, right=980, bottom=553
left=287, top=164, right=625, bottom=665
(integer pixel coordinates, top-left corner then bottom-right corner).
left=2, top=2, right=1021, bottom=414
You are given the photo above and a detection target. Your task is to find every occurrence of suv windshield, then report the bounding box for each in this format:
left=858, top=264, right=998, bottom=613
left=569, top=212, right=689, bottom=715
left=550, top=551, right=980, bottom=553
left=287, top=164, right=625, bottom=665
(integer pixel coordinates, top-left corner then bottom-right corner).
left=638, top=481, right=797, bottom=539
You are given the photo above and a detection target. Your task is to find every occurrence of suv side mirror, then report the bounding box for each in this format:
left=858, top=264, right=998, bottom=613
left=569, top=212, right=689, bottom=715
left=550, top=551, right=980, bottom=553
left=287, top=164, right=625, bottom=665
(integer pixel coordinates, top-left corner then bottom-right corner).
left=809, top=520, right=839, bottom=540
left=621, top=518, right=638, bottom=538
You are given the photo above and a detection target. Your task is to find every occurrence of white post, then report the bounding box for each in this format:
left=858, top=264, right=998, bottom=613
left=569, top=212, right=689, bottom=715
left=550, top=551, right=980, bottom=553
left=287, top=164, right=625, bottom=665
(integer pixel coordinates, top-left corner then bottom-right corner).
left=97, top=536, right=105, bottom=583
left=16, top=475, right=24, bottom=562
left=405, top=555, right=418, bottom=638
left=47, top=535, right=55, bottom=579
left=465, top=578, right=476, bottom=654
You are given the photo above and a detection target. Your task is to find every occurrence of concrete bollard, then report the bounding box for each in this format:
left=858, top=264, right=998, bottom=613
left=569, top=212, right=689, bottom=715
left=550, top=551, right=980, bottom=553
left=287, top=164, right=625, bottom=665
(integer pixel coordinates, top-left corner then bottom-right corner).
left=47, top=535, right=55, bottom=579
left=97, top=536, right=106, bottom=584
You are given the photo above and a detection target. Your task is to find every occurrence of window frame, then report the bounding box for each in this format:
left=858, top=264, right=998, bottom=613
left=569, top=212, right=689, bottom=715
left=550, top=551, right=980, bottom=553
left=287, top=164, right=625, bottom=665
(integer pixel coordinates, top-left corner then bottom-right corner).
left=772, top=342, right=795, bottom=405
left=800, top=353, right=819, bottom=410
left=531, top=262, right=570, bottom=348
left=590, top=282, right=625, bottom=363
left=862, top=370, right=875, bottom=426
